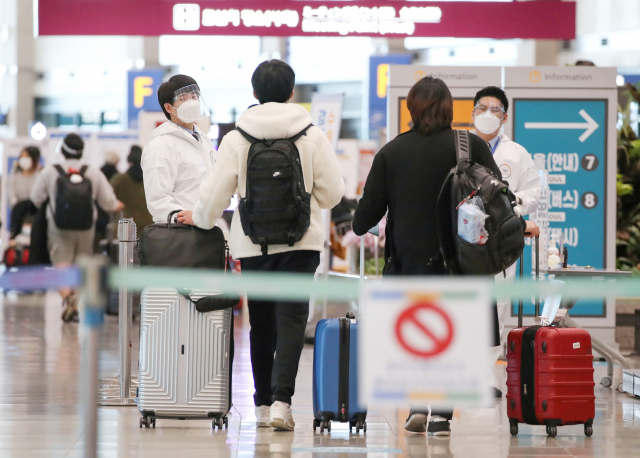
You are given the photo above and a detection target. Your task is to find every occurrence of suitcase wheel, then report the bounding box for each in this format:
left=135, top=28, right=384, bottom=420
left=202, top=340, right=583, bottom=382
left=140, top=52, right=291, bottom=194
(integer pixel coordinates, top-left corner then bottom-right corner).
left=584, top=424, right=593, bottom=437
left=601, top=377, right=612, bottom=388
left=313, top=419, right=320, bottom=432
left=212, top=417, right=226, bottom=430
left=510, top=424, right=518, bottom=436
left=320, top=420, right=331, bottom=433
left=353, top=420, right=366, bottom=434
left=546, top=425, right=557, bottom=438
left=139, top=416, right=153, bottom=429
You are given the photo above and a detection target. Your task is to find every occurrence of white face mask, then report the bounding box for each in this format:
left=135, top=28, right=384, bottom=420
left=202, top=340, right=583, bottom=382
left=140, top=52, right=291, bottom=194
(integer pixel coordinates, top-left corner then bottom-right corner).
left=174, top=100, right=203, bottom=123
left=474, top=111, right=502, bottom=135
left=18, top=157, right=33, bottom=171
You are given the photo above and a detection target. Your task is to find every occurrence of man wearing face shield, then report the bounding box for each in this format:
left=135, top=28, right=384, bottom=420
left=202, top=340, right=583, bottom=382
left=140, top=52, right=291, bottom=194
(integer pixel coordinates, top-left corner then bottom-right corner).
left=141, top=75, right=216, bottom=223
left=471, top=86, right=542, bottom=396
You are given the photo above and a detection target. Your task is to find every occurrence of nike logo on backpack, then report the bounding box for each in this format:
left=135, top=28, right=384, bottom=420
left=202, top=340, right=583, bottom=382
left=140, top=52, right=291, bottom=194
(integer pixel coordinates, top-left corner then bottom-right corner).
left=273, top=171, right=281, bottom=177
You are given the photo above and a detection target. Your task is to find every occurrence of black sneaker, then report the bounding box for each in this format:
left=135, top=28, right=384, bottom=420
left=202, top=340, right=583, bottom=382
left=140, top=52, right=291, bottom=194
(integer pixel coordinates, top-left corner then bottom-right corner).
left=492, top=387, right=503, bottom=398
left=427, top=417, right=451, bottom=436
left=404, top=412, right=428, bottom=433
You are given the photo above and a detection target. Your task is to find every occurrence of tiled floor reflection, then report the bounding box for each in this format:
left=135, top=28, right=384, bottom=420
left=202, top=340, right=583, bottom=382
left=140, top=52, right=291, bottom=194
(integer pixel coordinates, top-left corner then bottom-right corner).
left=1, top=291, right=640, bottom=457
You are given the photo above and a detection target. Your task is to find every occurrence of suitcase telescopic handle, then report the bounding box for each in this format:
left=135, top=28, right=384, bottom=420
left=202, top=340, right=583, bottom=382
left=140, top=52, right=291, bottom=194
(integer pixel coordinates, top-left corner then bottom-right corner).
left=518, top=252, right=524, bottom=328
left=518, top=235, right=540, bottom=327
left=534, top=236, right=540, bottom=317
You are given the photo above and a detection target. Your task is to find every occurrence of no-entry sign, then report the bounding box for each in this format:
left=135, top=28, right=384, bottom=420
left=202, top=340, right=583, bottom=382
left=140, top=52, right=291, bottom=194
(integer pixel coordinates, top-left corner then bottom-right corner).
left=395, top=303, right=454, bottom=358
left=360, top=279, right=491, bottom=409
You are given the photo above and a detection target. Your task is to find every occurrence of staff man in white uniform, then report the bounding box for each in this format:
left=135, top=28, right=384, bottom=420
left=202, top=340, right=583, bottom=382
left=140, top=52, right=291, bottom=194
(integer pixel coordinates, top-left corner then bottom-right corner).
left=142, top=75, right=215, bottom=222
left=472, top=86, right=542, bottom=396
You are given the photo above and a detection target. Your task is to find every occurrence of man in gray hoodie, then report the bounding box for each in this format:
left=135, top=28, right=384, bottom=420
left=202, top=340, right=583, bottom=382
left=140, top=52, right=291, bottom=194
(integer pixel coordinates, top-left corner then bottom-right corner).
left=31, top=133, right=123, bottom=321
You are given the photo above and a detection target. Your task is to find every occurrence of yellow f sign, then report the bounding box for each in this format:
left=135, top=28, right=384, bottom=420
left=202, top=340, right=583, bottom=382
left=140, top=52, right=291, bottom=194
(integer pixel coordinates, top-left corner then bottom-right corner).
left=134, top=76, right=154, bottom=109
left=377, top=64, right=389, bottom=99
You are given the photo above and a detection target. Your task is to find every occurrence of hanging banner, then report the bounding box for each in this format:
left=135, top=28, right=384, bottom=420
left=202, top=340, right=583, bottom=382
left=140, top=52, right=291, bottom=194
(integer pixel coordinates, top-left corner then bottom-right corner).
left=37, top=1, right=576, bottom=40
left=311, top=93, right=344, bottom=152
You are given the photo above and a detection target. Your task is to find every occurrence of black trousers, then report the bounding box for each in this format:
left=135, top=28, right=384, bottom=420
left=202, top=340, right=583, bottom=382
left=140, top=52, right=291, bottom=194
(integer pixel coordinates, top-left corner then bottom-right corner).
left=241, top=250, right=320, bottom=406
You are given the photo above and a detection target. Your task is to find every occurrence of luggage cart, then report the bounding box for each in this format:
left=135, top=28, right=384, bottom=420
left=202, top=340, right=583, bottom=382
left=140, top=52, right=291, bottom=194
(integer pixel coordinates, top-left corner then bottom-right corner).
left=542, top=268, right=631, bottom=392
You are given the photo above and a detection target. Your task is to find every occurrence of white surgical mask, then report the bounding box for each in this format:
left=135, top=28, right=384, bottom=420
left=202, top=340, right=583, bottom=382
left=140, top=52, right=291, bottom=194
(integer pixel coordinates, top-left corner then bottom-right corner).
left=18, top=157, right=33, bottom=171
left=175, top=100, right=203, bottom=124
left=474, top=111, right=502, bottom=135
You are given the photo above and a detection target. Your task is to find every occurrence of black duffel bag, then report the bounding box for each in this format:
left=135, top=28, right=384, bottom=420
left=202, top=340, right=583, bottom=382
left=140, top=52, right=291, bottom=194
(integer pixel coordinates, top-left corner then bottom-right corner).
left=138, top=210, right=226, bottom=269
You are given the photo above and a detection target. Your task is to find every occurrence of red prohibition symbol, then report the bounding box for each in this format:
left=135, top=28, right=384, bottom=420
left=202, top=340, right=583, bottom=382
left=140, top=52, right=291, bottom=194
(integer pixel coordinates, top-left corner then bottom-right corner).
left=395, top=302, right=454, bottom=358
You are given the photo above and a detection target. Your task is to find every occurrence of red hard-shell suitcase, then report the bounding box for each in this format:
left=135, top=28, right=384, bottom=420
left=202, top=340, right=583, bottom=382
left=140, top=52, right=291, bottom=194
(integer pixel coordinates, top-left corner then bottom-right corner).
left=506, top=327, right=595, bottom=437
left=505, top=238, right=595, bottom=438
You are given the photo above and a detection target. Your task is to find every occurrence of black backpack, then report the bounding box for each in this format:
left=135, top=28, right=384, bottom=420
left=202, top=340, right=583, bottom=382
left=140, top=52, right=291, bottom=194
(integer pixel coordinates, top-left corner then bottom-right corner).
left=237, top=125, right=313, bottom=255
left=435, top=130, right=525, bottom=275
left=53, top=165, right=93, bottom=230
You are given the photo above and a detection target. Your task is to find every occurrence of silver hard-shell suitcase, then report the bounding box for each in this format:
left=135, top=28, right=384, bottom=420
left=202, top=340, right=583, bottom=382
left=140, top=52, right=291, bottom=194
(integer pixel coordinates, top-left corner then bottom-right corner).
left=137, top=288, right=232, bottom=429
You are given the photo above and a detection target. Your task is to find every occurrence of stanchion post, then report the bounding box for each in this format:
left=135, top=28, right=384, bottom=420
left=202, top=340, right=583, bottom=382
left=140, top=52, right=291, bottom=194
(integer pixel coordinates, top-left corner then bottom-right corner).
left=98, top=219, right=138, bottom=406
left=118, top=219, right=136, bottom=400
left=359, top=235, right=365, bottom=317
left=78, top=255, right=110, bottom=458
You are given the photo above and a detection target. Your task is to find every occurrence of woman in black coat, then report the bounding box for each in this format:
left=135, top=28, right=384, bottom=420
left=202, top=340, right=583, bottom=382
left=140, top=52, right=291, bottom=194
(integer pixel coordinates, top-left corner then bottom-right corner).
left=352, top=76, right=538, bottom=435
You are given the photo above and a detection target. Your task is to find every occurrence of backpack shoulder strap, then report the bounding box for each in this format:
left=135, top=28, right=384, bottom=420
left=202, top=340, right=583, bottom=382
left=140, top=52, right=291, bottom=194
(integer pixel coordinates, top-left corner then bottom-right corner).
left=288, top=123, right=313, bottom=143
left=54, top=165, right=66, bottom=176
left=435, top=171, right=456, bottom=272
left=79, top=165, right=88, bottom=176
left=236, top=127, right=261, bottom=145
left=454, top=129, right=471, bottom=161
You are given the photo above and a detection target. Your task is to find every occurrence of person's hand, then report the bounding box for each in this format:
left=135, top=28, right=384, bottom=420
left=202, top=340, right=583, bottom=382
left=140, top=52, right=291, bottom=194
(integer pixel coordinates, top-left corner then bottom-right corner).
left=115, top=201, right=125, bottom=211
left=524, top=220, right=539, bottom=238
left=176, top=210, right=194, bottom=226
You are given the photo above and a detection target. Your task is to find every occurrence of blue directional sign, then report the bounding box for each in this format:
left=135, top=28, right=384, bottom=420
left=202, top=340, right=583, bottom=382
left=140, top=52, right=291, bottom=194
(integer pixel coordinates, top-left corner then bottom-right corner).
left=368, top=54, right=412, bottom=140
left=127, top=69, right=164, bottom=130
left=513, top=99, right=607, bottom=317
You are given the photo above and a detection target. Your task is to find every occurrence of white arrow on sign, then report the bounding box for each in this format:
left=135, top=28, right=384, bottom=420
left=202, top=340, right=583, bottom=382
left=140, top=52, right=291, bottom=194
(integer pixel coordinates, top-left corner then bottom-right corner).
left=524, top=109, right=599, bottom=143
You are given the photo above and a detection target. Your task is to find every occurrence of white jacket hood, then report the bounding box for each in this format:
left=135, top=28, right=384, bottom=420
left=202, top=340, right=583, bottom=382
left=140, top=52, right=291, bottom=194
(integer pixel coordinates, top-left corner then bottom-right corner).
left=236, top=103, right=313, bottom=139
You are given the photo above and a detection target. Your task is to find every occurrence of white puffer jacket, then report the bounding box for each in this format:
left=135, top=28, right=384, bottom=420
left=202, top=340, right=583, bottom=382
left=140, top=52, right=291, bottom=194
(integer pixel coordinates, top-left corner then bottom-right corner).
left=192, top=102, right=345, bottom=259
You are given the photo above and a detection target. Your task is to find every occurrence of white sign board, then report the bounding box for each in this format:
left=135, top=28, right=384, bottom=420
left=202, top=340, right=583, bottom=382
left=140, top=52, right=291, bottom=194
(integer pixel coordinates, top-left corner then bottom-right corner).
left=311, top=93, right=344, bottom=152
left=335, top=139, right=359, bottom=199
left=361, top=279, right=491, bottom=409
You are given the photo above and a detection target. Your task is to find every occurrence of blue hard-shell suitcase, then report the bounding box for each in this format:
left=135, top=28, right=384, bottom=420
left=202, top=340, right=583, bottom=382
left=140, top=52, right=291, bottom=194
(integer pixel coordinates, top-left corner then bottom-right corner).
left=312, top=312, right=367, bottom=433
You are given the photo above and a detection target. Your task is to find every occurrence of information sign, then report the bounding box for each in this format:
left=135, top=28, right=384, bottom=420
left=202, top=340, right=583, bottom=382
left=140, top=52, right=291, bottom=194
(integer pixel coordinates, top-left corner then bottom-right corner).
left=514, top=99, right=607, bottom=316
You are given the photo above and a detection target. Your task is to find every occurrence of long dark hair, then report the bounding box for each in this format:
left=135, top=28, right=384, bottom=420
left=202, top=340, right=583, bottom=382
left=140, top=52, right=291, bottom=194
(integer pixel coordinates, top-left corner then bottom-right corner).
left=17, top=146, right=41, bottom=172
left=407, top=76, right=453, bottom=135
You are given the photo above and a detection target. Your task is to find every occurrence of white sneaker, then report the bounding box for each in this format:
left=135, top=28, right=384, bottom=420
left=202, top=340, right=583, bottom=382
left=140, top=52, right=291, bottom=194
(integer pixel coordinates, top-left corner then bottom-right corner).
left=404, top=412, right=428, bottom=433
left=269, top=401, right=295, bottom=431
left=255, top=405, right=270, bottom=427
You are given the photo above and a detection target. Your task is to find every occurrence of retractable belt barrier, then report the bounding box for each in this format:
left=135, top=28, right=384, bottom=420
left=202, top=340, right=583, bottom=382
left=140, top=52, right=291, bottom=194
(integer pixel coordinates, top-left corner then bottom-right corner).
left=2, top=263, right=640, bottom=301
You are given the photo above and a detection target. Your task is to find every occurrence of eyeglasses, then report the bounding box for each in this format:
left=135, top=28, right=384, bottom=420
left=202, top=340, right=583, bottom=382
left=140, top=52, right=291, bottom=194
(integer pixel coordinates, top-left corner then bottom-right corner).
left=474, top=104, right=505, bottom=118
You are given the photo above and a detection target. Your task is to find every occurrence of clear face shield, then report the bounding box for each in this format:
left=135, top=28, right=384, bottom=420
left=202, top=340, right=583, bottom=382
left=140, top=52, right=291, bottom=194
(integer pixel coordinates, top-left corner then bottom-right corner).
left=172, top=84, right=210, bottom=124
